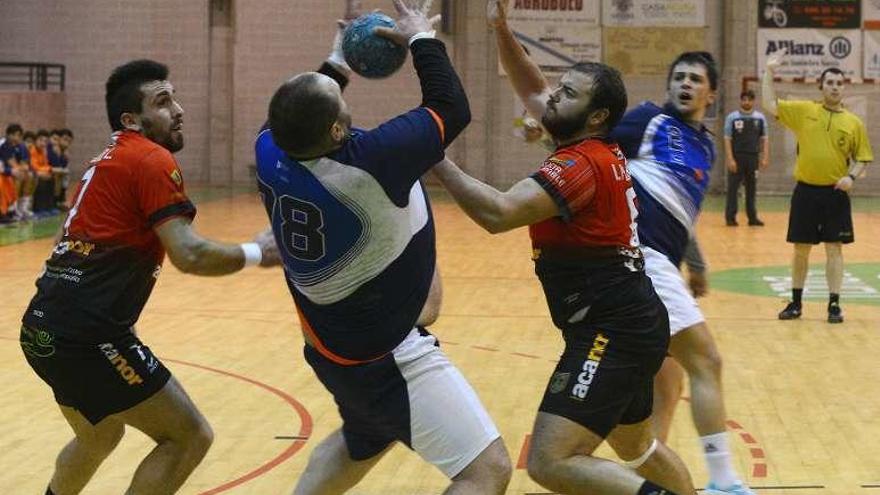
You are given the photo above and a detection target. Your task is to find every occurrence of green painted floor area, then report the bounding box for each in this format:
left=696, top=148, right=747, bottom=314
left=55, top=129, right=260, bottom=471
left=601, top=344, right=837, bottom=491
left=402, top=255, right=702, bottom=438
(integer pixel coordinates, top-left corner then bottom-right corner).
left=711, top=262, right=880, bottom=306
left=0, top=185, right=254, bottom=247
left=700, top=194, right=880, bottom=213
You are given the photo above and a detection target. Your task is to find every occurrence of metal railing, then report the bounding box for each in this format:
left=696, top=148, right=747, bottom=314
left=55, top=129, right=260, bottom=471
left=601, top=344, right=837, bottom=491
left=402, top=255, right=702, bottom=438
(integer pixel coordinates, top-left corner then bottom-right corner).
left=0, top=63, right=65, bottom=91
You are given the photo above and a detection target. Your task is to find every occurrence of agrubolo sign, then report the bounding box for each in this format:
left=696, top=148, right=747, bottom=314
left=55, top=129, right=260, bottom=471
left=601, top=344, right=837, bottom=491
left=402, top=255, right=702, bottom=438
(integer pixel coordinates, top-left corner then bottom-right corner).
left=758, top=0, right=860, bottom=29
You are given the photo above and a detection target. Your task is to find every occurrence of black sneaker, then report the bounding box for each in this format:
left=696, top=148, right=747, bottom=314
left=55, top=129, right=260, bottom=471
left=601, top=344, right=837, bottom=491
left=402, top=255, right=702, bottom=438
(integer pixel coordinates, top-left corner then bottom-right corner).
left=726, top=219, right=738, bottom=226
left=778, top=302, right=802, bottom=320
left=748, top=219, right=765, bottom=226
left=827, top=303, right=844, bottom=324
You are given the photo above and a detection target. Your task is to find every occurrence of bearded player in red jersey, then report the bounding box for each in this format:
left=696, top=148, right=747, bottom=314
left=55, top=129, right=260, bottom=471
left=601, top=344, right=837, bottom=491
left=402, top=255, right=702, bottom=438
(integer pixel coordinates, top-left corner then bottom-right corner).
left=430, top=2, right=697, bottom=495
left=20, top=60, right=277, bottom=495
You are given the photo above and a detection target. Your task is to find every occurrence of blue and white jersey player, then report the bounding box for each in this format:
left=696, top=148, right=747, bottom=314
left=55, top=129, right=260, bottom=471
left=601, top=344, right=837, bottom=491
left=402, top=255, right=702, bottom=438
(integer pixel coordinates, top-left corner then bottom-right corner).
left=611, top=52, right=756, bottom=495
left=254, top=2, right=511, bottom=494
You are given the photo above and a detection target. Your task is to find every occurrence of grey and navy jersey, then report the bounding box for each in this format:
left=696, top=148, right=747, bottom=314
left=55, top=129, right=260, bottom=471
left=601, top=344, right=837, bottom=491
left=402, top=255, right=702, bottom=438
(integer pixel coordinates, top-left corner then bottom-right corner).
left=255, top=108, right=445, bottom=363
left=610, top=101, right=715, bottom=266
left=724, top=110, right=767, bottom=155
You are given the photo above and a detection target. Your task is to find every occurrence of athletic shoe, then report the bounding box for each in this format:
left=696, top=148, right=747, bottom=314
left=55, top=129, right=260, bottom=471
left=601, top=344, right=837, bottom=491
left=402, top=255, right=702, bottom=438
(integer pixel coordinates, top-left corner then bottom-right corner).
left=778, top=301, right=802, bottom=320
left=705, top=481, right=756, bottom=495
left=748, top=219, right=765, bottom=226
left=827, top=302, right=844, bottom=324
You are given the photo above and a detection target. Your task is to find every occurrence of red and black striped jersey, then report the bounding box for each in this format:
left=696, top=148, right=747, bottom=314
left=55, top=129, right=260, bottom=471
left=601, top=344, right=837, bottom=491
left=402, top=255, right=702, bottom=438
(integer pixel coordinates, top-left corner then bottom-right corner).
left=529, top=138, right=639, bottom=255
left=23, top=131, right=196, bottom=342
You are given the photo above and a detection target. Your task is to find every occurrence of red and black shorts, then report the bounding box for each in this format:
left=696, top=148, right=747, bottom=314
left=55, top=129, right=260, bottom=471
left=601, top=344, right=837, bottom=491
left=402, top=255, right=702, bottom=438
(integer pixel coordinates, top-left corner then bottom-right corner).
left=20, top=325, right=171, bottom=424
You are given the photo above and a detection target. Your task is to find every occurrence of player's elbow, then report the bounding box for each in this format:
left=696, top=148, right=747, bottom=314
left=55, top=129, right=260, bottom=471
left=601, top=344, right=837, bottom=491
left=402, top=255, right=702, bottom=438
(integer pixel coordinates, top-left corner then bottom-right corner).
left=167, top=249, right=200, bottom=274
left=165, top=239, right=205, bottom=274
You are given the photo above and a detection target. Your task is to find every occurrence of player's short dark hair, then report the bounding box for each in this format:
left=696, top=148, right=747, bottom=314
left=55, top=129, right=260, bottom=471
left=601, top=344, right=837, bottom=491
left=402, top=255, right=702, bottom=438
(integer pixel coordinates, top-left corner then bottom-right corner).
left=50, top=128, right=61, bottom=136
left=667, top=51, right=718, bottom=90
left=5, top=123, right=23, bottom=136
left=269, top=73, right=341, bottom=157
left=819, top=67, right=845, bottom=86
left=23, top=131, right=36, bottom=141
left=105, top=59, right=169, bottom=132
left=740, top=89, right=755, bottom=99
left=571, top=62, right=628, bottom=132
left=60, top=128, right=74, bottom=138
left=36, top=129, right=49, bottom=138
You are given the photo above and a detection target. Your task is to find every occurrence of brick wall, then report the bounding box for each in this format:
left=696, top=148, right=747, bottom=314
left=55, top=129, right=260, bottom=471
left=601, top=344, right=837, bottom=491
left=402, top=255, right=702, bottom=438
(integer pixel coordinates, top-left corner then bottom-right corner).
left=1, top=1, right=876, bottom=195
left=0, top=0, right=210, bottom=182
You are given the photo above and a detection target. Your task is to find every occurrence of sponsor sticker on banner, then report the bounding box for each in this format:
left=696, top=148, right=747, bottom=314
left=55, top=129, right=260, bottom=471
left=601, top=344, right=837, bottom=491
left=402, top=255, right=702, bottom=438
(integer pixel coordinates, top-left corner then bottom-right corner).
left=504, top=0, right=601, bottom=75
left=602, top=0, right=706, bottom=27
left=758, top=0, right=860, bottom=29
left=757, top=29, right=862, bottom=79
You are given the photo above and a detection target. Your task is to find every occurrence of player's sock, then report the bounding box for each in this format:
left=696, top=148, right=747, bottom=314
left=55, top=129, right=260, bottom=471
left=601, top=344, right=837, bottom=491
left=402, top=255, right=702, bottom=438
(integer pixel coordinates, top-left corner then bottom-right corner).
left=829, top=293, right=840, bottom=306
left=46, top=486, right=56, bottom=495
left=637, top=480, right=679, bottom=495
left=701, top=432, right=739, bottom=489
left=792, top=288, right=803, bottom=306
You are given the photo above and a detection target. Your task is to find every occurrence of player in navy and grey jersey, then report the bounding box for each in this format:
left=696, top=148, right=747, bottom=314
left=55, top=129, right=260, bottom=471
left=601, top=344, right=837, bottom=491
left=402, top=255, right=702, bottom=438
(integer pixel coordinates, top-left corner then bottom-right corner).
left=254, top=2, right=510, bottom=493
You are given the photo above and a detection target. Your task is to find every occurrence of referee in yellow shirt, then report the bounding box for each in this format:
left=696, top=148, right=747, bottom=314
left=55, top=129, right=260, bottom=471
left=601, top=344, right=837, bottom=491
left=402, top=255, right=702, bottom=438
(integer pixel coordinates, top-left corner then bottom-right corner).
left=762, top=50, right=873, bottom=324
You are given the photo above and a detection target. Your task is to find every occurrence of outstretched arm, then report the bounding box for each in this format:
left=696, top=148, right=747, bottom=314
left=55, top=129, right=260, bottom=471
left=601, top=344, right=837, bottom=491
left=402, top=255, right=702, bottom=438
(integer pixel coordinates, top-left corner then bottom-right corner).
left=155, top=217, right=276, bottom=275
left=488, top=0, right=551, bottom=120
left=432, top=157, right=557, bottom=234
left=762, top=50, right=785, bottom=117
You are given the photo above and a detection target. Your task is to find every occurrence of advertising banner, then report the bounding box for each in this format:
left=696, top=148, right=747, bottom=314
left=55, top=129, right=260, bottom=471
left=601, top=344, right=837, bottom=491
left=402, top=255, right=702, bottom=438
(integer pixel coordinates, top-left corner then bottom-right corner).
left=505, top=0, right=601, bottom=74
left=757, top=28, right=862, bottom=79
left=602, top=0, right=706, bottom=27
left=865, top=29, right=880, bottom=78
left=758, top=0, right=860, bottom=29
left=604, top=27, right=706, bottom=76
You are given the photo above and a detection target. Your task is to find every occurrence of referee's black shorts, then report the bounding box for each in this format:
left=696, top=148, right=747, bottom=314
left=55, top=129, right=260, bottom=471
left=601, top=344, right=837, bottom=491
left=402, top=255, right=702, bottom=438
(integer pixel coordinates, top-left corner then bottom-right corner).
left=787, top=181, right=854, bottom=244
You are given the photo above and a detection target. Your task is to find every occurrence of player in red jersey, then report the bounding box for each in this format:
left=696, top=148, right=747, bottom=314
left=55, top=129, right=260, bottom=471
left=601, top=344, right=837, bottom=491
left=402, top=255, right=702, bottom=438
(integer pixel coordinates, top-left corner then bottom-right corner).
left=20, top=60, right=277, bottom=495
left=430, top=2, right=697, bottom=495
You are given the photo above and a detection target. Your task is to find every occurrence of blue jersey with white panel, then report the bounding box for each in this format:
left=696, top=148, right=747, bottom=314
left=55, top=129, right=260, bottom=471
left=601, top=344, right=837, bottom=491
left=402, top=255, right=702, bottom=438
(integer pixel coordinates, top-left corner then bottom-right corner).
left=255, top=108, right=444, bottom=363
left=610, top=101, right=715, bottom=266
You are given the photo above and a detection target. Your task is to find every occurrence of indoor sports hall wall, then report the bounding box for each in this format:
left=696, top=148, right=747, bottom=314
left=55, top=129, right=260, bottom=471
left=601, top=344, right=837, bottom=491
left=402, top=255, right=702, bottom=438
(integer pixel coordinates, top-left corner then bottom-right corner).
left=0, top=1, right=877, bottom=194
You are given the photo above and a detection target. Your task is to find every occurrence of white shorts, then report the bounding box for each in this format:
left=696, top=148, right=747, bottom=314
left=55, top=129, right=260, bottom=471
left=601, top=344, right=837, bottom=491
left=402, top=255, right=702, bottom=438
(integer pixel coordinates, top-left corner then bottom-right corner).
left=305, top=328, right=500, bottom=478
left=642, top=246, right=705, bottom=336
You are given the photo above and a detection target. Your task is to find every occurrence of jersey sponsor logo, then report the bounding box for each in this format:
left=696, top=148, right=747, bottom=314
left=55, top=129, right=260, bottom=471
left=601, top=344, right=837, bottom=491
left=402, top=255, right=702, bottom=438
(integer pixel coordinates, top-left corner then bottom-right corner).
left=98, top=343, right=145, bottom=385
left=169, top=168, right=183, bottom=186
left=52, top=239, right=96, bottom=257
left=549, top=372, right=571, bottom=394
left=571, top=332, right=609, bottom=400
left=20, top=326, right=55, bottom=358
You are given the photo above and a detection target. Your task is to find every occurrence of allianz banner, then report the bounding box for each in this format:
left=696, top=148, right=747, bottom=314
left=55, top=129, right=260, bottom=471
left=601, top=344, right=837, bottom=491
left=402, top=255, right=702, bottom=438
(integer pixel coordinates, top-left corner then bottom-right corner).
left=758, top=29, right=862, bottom=79
left=758, top=0, right=860, bottom=29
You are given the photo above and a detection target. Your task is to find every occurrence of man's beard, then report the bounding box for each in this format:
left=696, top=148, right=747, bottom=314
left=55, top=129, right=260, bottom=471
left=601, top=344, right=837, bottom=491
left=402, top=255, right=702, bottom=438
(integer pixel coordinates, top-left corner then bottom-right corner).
left=542, top=108, right=590, bottom=143
left=142, top=118, right=183, bottom=153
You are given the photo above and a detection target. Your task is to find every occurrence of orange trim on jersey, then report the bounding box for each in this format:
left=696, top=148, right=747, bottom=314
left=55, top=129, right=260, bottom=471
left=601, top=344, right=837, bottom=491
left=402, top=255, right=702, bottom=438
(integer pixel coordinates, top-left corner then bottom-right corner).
left=294, top=303, right=387, bottom=366
left=424, top=107, right=446, bottom=144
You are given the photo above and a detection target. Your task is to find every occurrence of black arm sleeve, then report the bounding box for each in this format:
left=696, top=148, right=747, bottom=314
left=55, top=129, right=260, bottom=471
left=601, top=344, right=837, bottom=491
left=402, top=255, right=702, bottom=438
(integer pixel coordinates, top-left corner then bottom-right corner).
left=317, top=62, right=350, bottom=92
left=410, top=38, right=470, bottom=146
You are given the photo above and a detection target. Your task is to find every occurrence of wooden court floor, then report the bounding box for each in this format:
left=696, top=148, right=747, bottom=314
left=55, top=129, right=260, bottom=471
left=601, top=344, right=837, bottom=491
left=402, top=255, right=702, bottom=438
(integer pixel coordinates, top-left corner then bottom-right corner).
left=1, top=190, right=878, bottom=494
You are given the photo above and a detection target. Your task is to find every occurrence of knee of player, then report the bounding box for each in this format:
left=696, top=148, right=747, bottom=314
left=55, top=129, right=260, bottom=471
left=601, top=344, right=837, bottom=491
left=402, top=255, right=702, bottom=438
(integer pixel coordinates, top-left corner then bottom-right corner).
left=476, top=440, right=512, bottom=486
left=82, top=423, right=125, bottom=455
left=525, top=444, right=557, bottom=486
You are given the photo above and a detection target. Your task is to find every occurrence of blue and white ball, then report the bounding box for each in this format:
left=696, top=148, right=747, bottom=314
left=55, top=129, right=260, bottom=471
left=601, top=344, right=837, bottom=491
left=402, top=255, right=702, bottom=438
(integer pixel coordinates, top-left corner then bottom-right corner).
left=342, top=13, right=408, bottom=79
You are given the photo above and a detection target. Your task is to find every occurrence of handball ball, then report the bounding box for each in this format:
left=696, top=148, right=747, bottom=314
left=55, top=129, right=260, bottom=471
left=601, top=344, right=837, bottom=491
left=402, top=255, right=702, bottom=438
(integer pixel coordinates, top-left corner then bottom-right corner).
left=342, top=13, right=407, bottom=79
